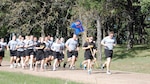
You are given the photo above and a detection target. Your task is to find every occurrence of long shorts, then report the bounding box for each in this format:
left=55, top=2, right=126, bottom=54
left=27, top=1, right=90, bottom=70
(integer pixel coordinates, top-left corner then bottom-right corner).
left=36, top=50, right=45, bottom=61
left=25, top=49, right=34, bottom=56
left=0, top=51, right=4, bottom=57
left=44, top=50, right=50, bottom=58
left=53, top=52, right=61, bottom=60
left=10, top=50, right=17, bottom=57
left=84, top=51, right=93, bottom=60
left=60, top=52, right=64, bottom=60
left=17, top=51, right=25, bottom=57
left=104, top=49, right=113, bottom=58
left=67, top=50, right=78, bottom=58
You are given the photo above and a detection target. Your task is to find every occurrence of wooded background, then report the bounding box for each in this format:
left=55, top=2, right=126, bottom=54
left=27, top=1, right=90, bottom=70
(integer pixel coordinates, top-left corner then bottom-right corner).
left=0, top=0, right=150, bottom=61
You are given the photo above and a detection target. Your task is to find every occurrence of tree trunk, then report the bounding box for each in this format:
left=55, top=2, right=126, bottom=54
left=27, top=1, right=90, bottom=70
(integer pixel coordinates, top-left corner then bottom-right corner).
left=96, top=16, right=102, bottom=66
left=127, top=21, right=133, bottom=50
left=41, top=25, right=45, bottom=37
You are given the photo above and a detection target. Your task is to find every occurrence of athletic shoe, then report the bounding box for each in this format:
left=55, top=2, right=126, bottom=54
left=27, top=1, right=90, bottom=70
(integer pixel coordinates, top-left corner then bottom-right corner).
left=88, top=70, right=91, bottom=75
left=63, top=62, right=66, bottom=68
left=80, top=63, right=82, bottom=68
left=18, top=63, right=21, bottom=67
left=44, top=64, right=47, bottom=69
left=10, top=64, right=13, bottom=68
left=58, top=64, right=61, bottom=67
left=72, top=66, right=75, bottom=70
left=106, top=71, right=111, bottom=75
left=101, top=64, right=106, bottom=70
left=83, top=64, right=87, bottom=70
left=53, top=67, right=56, bottom=71
left=14, top=63, right=17, bottom=68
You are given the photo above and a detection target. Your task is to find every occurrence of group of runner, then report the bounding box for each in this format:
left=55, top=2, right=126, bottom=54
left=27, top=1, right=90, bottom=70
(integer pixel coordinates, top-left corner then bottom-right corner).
left=0, top=31, right=116, bottom=75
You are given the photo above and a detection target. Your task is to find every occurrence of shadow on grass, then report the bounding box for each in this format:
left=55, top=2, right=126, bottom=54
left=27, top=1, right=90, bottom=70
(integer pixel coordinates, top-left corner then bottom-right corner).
left=113, top=45, right=150, bottom=60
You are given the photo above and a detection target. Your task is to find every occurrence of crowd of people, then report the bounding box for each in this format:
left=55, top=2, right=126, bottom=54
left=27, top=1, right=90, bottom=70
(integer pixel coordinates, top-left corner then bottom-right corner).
left=0, top=31, right=116, bottom=75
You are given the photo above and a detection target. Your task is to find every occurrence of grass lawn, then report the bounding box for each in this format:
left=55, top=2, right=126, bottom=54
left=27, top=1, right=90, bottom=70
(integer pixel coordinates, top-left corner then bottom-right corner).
left=0, top=71, right=82, bottom=84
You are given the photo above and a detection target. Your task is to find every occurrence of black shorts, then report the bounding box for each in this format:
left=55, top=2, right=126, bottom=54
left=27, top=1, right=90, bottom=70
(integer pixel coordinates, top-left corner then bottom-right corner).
left=60, top=52, right=64, bottom=59
left=36, top=50, right=45, bottom=61
left=84, top=51, right=93, bottom=60
left=105, top=49, right=113, bottom=58
left=0, top=51, right=5, bottom=57
left=67, top=50, right=78, bottom=58
left=17, top=51, right=25, bottom=57
left=44, top=51, right=50, bottom=58
left=25, top=49, right=34, bottom=56
left=53, top=52, right=61, bottom=60
left=49, top=50, right=53, bottom=56
left=10, top=50, right=17, bottom=56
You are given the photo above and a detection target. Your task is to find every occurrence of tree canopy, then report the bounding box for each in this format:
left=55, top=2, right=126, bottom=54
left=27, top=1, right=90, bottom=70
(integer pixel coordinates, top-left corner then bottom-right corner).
left=0, top=0, right=150, bottom=49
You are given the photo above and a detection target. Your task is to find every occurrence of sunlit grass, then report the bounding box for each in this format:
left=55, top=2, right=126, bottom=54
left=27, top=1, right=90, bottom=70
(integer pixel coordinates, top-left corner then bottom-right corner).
left=0, top=71, right=83, bottom=84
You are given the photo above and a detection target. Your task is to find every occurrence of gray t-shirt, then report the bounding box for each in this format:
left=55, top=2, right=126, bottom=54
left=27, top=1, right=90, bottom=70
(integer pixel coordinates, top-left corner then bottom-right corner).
left=24, top=40, right=28, bottom=50
left=0, top=42, right=7, bottom=51
left=60, top=42, right=65, bottom=52
left=65, top=38, right=78, bottom=51
left=27, top=40, right=34, bottom=49
left=8, top=40, right=17, bottom=50
left=17, top=41, right=25, bottom=51
left=51, top=43, right=61, bottom=52
left=101, top=36, right=116, bottom=50
left=44, top=41, right=51, bottom=50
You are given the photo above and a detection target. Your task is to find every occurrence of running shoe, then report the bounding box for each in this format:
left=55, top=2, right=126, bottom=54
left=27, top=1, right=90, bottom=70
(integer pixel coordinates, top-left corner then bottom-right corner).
left=101, top=64, right=106, bottom=70
left=10, top=64, right=13, bottom=68
left=106, top=71, right=112, bottom=75
left=83, top=64, right=87, bottom=70
left=88, top=70, right=91, bottom=75
left=80, top=63, right=82, bottom=68
left=63, top=62, right=66, bottom=68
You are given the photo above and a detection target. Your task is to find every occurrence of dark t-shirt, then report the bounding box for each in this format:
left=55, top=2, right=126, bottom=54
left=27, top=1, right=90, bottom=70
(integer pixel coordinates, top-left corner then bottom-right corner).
left=83, top=42, right=96, bottom=54
left=36, top=42, right=46, bottom=51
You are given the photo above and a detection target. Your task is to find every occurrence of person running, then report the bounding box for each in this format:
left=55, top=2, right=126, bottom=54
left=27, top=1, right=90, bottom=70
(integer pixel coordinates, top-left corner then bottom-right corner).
left=24, top=35, right=35, bottom=70
left=44, top=37, right=51, bottom=69
left=82, top=37, right=97, bottom=74
left=48, top=36, right=54, bottom=66
left=34, top=37, right=45, bottom=71
left=64, top=34, right=79, bottom=69
left=16, top=36, right=25, bottom=68
left=33, top=36, right=38, bottom=67
left=51, top=38, right=62, bottom=71
left=101, top=31, right=116, bottom=75
left=58, top=37, right=65, bottom=67
left=0, top=38, right=7, bottom=66
left=7, top=35, right=18, bottom=68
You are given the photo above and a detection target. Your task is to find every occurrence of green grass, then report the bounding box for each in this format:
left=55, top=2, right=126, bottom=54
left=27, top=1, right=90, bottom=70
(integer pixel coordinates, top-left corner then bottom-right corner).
left=0, top=71, right=82, bottom=84
left=111, top=45, right=150, bottom=74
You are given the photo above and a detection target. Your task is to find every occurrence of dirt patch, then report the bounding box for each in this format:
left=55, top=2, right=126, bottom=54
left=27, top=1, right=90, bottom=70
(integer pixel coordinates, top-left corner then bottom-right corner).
left=0, top=61, right=150, bottom=84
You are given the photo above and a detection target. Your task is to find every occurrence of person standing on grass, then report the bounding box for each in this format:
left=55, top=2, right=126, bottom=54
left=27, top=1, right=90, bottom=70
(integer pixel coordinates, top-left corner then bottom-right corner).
left=81, top=37, right=97, bottom=74
left=7, top=35, right=18, bottom=68
left=64, top=34, right=79, bottom=69
left=0, top=38, right=7, bottom=66
left=51, top=38, right=62, bottom=71
left=101, top=31, right=116, bottom=75
left=35, top=37, right=46, bottom=71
